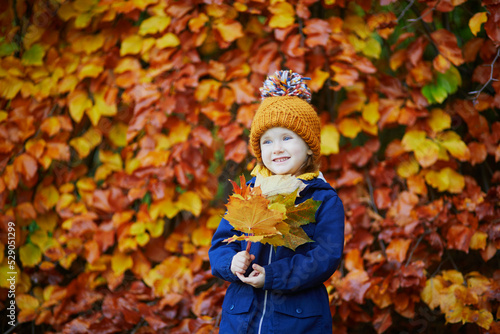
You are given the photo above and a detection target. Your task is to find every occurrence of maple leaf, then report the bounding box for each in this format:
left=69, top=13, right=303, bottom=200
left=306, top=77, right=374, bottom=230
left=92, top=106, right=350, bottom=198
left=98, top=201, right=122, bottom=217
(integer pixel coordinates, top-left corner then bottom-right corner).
left=254, top=174, right=306, bottom=197
left=224, top=175, right=320, bottom=251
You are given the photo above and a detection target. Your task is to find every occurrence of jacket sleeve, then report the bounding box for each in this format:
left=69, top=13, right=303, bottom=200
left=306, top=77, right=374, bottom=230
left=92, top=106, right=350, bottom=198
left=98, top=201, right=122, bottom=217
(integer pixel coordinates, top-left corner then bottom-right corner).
left=209, top=216, right=243, bottom=283
left=263, top=194, right=345, bottom=293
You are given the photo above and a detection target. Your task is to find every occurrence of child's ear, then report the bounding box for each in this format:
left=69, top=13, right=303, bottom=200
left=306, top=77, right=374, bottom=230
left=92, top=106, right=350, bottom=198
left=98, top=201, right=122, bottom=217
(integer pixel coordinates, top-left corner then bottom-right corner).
left=307, top=149, right=313, bottom=155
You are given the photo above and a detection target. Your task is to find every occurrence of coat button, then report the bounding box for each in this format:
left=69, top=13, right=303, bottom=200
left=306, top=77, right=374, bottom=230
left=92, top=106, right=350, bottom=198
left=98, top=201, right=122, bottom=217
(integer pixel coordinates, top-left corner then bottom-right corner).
left=230, top=304, right=235, bottom=310
left=296, top=308, right=302, bottom=314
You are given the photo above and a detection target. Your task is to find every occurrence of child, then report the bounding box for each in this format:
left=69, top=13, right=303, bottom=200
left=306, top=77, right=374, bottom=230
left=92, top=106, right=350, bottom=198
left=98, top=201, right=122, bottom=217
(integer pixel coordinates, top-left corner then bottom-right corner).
left=209, top=70, right=345, bottom=334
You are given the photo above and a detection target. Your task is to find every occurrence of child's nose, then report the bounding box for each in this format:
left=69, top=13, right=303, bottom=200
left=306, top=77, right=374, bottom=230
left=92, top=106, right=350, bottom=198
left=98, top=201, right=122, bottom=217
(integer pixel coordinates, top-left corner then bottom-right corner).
left=273, top=142, right=284, bottom=153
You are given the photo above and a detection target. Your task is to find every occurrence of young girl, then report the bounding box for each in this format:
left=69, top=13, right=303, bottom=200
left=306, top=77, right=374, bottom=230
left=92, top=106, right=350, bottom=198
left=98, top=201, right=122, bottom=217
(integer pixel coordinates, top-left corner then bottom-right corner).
left=209, top=70, right=345, bottom=334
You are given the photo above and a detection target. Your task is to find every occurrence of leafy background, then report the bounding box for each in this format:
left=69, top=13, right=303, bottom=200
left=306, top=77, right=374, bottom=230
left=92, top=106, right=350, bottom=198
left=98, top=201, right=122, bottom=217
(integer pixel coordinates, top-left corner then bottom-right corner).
left=0, top=0, right=499, bottom=333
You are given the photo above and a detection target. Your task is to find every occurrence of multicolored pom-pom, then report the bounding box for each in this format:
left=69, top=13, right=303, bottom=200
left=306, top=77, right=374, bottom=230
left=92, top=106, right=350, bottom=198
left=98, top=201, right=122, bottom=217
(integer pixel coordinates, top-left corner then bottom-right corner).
left=260, top=70, right=312, bottom=103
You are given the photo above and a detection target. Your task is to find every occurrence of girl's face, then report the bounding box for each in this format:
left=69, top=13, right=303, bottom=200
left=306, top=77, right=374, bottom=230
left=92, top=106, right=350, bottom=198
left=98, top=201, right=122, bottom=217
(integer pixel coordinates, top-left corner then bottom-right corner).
left=260, top=127, right=312, bottom=176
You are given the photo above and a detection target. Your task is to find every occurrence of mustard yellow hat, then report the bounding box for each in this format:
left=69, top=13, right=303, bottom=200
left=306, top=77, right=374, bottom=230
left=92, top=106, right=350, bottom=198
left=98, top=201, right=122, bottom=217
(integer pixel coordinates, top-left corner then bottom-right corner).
left=249, top=71, right=321, bottom=163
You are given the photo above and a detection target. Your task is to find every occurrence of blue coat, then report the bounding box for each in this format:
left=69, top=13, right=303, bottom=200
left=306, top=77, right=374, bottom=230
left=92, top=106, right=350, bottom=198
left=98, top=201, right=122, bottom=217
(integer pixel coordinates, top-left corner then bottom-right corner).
left=209, top=176, right=345, bottom=334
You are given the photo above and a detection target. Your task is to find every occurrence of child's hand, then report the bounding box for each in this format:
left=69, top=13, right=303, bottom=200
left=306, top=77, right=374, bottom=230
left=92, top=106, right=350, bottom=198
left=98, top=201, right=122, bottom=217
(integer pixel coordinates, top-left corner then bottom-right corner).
left=236, top=264, right=265, bottom=288
left=230, top=251, right=255, bottom=276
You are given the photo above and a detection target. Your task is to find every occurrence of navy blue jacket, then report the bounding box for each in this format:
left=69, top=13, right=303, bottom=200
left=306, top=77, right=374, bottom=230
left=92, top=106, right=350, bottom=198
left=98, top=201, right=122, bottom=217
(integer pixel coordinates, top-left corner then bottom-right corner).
left=209, top=176, right=345, bottom=334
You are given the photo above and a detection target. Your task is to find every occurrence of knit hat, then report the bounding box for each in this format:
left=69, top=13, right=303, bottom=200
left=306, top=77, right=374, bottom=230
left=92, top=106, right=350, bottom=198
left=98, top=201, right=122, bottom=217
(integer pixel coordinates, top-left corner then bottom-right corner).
left=250, top=70, right=321, bottom=163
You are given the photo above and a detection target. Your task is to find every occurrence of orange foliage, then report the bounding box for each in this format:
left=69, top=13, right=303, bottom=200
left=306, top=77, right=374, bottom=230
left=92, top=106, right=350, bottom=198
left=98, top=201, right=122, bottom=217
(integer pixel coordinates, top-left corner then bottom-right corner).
left=0, top=0, right=499, bottom=333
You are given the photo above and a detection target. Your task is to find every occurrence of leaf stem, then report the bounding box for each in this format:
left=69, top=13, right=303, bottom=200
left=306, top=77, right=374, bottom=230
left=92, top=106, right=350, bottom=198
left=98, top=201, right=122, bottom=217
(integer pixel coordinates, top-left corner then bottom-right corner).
left=469, top=47, right=500, bottom=105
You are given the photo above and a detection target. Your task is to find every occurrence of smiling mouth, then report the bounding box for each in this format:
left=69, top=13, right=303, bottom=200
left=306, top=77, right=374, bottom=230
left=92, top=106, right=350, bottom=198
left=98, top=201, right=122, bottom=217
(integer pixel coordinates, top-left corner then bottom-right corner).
left=273, top=157, right=290, bottom=163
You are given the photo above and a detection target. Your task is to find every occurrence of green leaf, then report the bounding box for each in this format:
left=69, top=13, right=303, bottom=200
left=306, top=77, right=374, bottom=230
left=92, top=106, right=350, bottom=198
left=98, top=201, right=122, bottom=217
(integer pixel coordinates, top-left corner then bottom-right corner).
left=422, top=85, right=436, bottom=104
left=21, top=44, right=45, bottom=66
left=430, top=84, right=448, bottom=104
left=0, top=42, right=19, bottom=57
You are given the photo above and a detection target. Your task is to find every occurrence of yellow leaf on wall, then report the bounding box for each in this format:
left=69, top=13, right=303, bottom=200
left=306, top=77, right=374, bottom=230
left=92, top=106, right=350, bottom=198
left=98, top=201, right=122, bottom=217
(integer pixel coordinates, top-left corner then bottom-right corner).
left=362, top=101, right=380, bottom=125
left=111, top=251, right=133, bottom=276
left=20, top=243, right=42, bottom=267
left=309, top=67, right=329, bottom=92
left=320, top=124, right=339, bottom=155
left=425, top=167, right=465, bottom=193
left=177, top=191, right=202, bottom=217
left=215, top=19, right=244, bottom=42
left=428, top=108, right=451, bottom=133
left=338, top=118, right=361, bottom=139
left=68, top=90, right=92, bottom=123
left=156, top=33, right=180, bottom=49
left=469, top=12, right=487, bottom=36
left=120, top=34, right=143, bottom=56
left=436, top=131, right=470, bottom=161
left=139, top=16, right=171, bottom=35
left=268, top=2, right=295, bottom=29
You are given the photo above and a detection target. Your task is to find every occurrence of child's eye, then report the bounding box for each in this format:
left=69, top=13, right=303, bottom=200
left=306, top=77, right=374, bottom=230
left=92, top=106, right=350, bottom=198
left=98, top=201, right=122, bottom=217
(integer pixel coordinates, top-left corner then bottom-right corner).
left=262, top=139, right=271, bottom=145
left=283, top=136, right=292, bottom=141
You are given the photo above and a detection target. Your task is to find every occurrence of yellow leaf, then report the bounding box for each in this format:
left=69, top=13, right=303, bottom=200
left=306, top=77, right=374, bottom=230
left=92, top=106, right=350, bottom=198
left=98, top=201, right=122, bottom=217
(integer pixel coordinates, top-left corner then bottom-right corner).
left=254, top=174, right=306, bottom=197
left=59, top=253, right=77, bottom=269
left=69, top=137, right=92, bottom=158
left=130, top=222, right=146, bottom=235
left=99, top=150, right=123, bottom=170
left=207, top=209, right=225, bottom=229
left=192, top=226, right=212, bottom=247
left=125, top=158, right=140, bottom=175
left=73, top=34, right=105, bottom=55
left=470, top=231, right=488, bottom=250
left=136, top=233, right=150, bottom=246
left=362, top=37, right=381, bottom=59
left=215, top=19, right=244, bottom=42
left=68, top=90, right=92, bottom=123
left=414, top=139, right=440, bottom=168
left=428, top=108, right=451, bottom=132
left=156, top=33, right=180, bottom=49
left=436, top=131, right=470, bottom=161
left=16, top=294, right=39, bottom=311
left=39, top=117, right=60, bottom=137
left=87, top=91, right=117, bottom=126
left=30, top=229, right=50, bottom=251
left=338, top=118, right=361, bottom=139
left=195, top=79, right=222, bottom=101
left=309, top=67, right=329, bottom=92
left=0, top=77, right=23, bottom=99
left=442, top=270, right=465, bottom=285
left=145, top=220, right=164, bottom=238
left=425, top=167, right=464, bottom=193
left=344, top=15, right=371, bottom=39
left=268, top=2, right=295, bottom=29
left=177, top=191, right=202, bottom=217
left=421, top=276, right=445, bottom=309
left=362, top=101, right=380, bottom=125
left=37, top=213, right=58, bottom=232
left=469, top=12, right=487, bottom=36
left=139, top=16, right=171, bottom=35
left=150, top=198, right=179, bottom=220
left=397, top=157, right=420, bottom=178
left=321, top=124, right=339, bottom=155
left=475, top=309, right=493, bottom=330
left=37, top=184, right=60, bottom=210
left=120, top=34, right=143, bottom=56
left=78, top=63, right=103, bottom=79
left=169, top=120, right=191, bottom=145
left=58, top=2, right=79, bottom=21
left=111, top=251, right=133, bottom=276
left=58, top=75, right=79, bottom=94
left=0, top=111, right=7, bottom=123
left=189, top=13, right=209, bottom=32
left=401, top=130, right=426, bottom=151
left=76, top=177, right=96, bottom=192
left=20, top=243, right=42, bottom=267
left=109, top=122, right=128, bottom=147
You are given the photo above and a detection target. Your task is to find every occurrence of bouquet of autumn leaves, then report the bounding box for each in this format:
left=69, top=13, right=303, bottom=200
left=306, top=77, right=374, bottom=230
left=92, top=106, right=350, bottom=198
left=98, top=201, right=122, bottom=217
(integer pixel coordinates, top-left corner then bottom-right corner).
left=223, top=174, right=321, bottom=251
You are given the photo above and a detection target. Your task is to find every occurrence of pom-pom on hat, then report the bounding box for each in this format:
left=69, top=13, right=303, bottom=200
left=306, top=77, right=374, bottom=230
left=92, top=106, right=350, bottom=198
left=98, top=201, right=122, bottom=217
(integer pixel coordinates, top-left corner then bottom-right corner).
left=250, top=70, right=321, bottom=163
